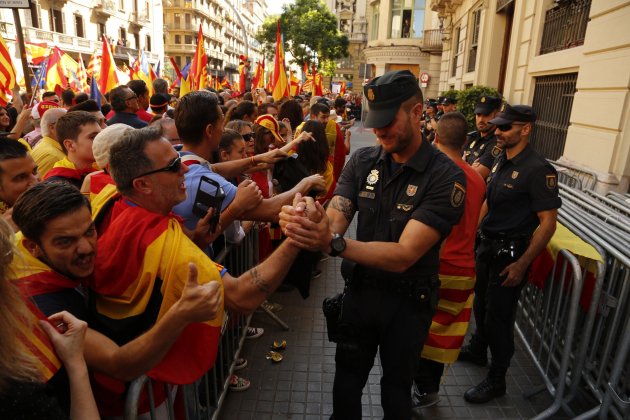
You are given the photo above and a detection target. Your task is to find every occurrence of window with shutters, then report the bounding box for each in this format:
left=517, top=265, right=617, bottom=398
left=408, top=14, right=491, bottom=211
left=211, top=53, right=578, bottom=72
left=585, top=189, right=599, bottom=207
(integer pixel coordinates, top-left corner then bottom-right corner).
left=50, top=9, right=63, bottom=32
left=370, top=4, right=379, bottom=40
left=467, top=9, right=481, bottom=73
left=451, top=27, right=460, bottom=77
left=28, top=1, right=40, bottom=28
left=175, top=34, right=181, bottom=44
left=389, top=0, right=425, bottom=39
left=74, top=14, right=84, bottom=38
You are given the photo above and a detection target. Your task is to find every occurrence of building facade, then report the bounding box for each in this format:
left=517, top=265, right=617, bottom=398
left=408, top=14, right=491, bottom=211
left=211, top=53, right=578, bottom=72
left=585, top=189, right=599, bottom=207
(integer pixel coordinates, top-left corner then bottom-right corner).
left=434, top=0, right=630, bottom=192
left=163, top=0, right=265, bottom=84
left=364, top=0, right=443, bottom=99
left=324, top=0, right=368, bottom=92
left=0, top=0, right=163, bottom=71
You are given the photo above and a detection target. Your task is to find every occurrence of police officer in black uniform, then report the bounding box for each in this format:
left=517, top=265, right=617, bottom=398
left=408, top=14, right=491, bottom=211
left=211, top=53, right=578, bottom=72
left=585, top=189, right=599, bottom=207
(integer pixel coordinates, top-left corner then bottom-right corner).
left=459, top=104, right=562, bottom=403
left=463, top=95, right=503, bottom=179
left=279, top=70, right=466, bottom=419
left=441, top=96, right=457, bottom=113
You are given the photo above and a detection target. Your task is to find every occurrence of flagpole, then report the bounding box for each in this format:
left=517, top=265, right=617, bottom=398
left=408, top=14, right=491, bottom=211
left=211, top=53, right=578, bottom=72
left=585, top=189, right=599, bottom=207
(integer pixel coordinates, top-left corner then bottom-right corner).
left=11, top=9, right=32, bottom=96
left=28, top=49, right=51, bottom=107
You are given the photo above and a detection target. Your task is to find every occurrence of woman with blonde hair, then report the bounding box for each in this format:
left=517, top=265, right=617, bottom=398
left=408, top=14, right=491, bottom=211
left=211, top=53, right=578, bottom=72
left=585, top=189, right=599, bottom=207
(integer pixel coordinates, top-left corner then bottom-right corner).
left=0, top=218, right=99, bottom=419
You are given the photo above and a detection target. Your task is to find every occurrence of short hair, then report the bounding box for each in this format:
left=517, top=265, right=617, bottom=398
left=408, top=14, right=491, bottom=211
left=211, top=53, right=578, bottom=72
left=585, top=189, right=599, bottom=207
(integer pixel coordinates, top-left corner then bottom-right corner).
left=74, top=93, right=89, bottom=104
left=310, top=103, right=330, bottom=117
left=225, top=119, right=252, bottom=134
left=110, top=86, right=131, bottom=112
left=128, top=79, right=149, bottom=98
left=61, top=89, right=75, bottom=106
left=108, top=126, right=164, bottom=194
left=68, top=99, right=100, bottom=113
left=334, top=97, right=346, bottom=108
left=153, top=78, right=169, bottom=95
left=218, top=128, right=243, bottom=155
left=55, top=111, right=98, bottom=154
left=436, top=112, right=468, bottom=150
left=175, top=90, right=222, bottom=146
left=40, top=108, right=67, bottom=138
left=13, top=181, right=90, bottom=242
left=0, top=141, right=29, bottom=176
left=42, top=91, right=57, bottom=100
left=401, top=90, right=424, bottom=112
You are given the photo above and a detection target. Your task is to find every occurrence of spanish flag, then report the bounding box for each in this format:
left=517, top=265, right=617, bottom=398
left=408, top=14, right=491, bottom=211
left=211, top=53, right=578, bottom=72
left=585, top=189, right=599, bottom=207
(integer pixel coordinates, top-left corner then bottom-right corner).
left=271, top=20, right=289, bottom=101
left=98, top=36, right=118, bottom=95
left=43, top=157, right=98, bottom=184
left=529, top=222, right=603, bottom=311
left=91, top=189, right=225, bottom=384
left=45, top=47, right=68, bottom=95
left=289, top=71, right=300, bottom=97
left=252, top=59, right=264, bottom=89
left=189, top=24, right=208, bottom=91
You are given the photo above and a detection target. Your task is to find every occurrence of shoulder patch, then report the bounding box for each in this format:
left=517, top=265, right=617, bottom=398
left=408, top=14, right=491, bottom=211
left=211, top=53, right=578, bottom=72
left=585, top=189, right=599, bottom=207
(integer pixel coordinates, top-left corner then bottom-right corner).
left=491, top=146, right=502, bottom=158
left=450, top=182, right=466, bottom=208
left=546, top=174, right=557, bottom=189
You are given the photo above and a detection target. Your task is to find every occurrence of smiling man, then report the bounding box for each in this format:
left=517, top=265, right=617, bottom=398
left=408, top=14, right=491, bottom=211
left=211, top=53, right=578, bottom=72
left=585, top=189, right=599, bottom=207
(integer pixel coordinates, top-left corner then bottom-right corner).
left=279, top=70, right=466, bottom=419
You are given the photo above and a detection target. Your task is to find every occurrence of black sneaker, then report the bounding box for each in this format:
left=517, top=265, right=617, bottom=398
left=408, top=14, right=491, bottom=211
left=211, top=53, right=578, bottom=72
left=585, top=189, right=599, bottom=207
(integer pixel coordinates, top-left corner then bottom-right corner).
left=412, top=391, right=440, bottom=409
left=457, top=344, right=488, bottom=366
left=464, top=377, right=506, bottom=403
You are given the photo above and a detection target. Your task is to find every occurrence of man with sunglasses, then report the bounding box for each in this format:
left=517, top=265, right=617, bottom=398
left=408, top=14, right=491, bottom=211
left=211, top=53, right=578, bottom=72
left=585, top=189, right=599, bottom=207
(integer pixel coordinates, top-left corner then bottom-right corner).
left=463, top=95, right=503, bottom=179
left=105, top=86, right=148, bottom=129
left=459, top=104, right=561, bottom=403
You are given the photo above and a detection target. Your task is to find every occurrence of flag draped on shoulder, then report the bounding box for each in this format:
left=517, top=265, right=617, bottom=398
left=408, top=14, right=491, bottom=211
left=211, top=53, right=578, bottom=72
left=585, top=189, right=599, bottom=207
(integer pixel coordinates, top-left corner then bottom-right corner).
left=91, top=192, right=225, bottom=384
left=271, top=21, right=289, bottom=101
left=98, top=36, right=118, bottom=95
left=0, top=33, right=17, bottom=106
left=189, top=25, right=207, bottom=91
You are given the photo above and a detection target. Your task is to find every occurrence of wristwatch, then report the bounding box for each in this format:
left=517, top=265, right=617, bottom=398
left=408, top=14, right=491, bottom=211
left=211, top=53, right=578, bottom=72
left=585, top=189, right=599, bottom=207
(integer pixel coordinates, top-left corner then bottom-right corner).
left=329, top=233, right=346, bottom=257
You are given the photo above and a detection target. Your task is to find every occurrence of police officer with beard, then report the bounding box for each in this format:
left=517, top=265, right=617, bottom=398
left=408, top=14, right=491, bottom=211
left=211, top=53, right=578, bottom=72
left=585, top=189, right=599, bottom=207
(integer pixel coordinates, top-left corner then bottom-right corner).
left=463, top=95, right=503, bottom=179
left=279, top=70, right=466, bottom=419
left=458, top=104, right=561, bottom=403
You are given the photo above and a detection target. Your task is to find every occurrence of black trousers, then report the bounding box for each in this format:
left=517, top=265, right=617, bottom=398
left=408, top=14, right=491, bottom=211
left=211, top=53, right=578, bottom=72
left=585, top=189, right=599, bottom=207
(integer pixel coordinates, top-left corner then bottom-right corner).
left=413, top=358, right=444, bottom=394
left=469, top=241, right=527, bottom=378
left=331, top=284, right=438, bottom=420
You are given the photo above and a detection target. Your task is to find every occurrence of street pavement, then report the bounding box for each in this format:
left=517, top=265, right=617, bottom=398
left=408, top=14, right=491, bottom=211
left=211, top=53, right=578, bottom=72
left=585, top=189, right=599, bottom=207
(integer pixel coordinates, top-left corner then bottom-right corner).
left=219, top=124, right=558, bottom=419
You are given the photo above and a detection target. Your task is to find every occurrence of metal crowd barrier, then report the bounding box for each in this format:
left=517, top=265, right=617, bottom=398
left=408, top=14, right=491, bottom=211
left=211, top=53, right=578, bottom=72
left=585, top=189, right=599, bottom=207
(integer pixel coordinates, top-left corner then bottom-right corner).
left=123, top=228, right=260, bottom=420
left=518, top=170, right=630, bottom=420
left=549, top=159, right=599, bottom=191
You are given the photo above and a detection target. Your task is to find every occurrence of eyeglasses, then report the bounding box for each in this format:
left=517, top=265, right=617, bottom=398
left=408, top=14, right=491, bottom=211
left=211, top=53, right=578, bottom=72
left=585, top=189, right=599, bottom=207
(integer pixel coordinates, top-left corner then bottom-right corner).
left=495, top=122, right=526, bottom=132
left=242, top=133, right=254, bottom=141
left=125, top=93, right=138, bottom=101
left=133, top=156, right=182, bottom=180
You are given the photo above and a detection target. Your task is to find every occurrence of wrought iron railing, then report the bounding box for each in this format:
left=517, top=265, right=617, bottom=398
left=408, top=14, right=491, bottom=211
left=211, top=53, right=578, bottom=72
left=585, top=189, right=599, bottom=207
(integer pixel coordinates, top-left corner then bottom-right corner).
left=530, top=73, right=578, bottom=161
left=539, top=0, right=591, bottom=55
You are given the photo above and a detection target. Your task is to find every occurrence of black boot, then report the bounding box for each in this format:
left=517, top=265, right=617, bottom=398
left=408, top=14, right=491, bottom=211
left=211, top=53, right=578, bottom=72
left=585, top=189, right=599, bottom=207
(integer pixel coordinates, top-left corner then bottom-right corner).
left=464, top=376, right=506, bottom=403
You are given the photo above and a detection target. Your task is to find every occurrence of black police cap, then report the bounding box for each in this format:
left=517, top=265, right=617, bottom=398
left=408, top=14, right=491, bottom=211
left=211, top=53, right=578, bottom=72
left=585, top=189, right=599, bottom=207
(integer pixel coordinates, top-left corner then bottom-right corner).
left=441, top=97, right=457, bottom=105
left=474, top=95, right=502, bottom=115
left=489, top=104, right=537, bottom=125
left=363, top=70, right=420, bottom=128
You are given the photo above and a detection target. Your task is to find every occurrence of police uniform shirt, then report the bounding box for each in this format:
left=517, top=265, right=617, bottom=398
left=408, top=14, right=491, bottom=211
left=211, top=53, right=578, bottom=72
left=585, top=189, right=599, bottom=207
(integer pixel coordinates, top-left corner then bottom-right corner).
left=481, top=144, right=561, bottom=238
left=463, top=131, right=502, bottom=168
left=334, top=138, right=466, bottom=278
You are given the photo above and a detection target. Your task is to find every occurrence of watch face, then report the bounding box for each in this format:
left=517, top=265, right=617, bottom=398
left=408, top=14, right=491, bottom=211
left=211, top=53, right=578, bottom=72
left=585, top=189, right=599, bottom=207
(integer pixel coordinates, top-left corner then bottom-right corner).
left=331, top=236, right=346, bottom=253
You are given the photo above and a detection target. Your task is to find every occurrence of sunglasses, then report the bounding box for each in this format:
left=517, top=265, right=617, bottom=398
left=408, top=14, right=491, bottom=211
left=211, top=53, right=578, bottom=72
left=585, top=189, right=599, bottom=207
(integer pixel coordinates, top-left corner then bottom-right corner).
left=242, top=133, right=254, bottom=141
left=495, top=122, right=527, bottom=132
left=125, top=93, right=139, bottom=101
left=133, top=156, right=182, bottom=180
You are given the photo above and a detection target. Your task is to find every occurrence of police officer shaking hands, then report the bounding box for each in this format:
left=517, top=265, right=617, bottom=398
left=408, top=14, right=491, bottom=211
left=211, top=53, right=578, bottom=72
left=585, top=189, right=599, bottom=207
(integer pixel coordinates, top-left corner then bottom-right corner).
left=459, top=104, right=561, bottom=403
left=279, top=70, right=466, bottom=419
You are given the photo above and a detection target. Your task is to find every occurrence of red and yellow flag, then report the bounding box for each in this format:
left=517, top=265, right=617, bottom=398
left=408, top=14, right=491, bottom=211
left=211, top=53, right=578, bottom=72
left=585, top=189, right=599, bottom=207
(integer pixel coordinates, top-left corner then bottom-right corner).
left=0, top=33, right=17, bottom=106
left=91, top=189, right=225, bottom=384
left=45, top=46, right=68, bottom=95
left=86, top=49, right=100, bottom=79
left=189, top=25, right=208, bottom=91
left=289, top=71, right=300, bottom=97
left=98, top=36, right=118, bottom=95
left=220, top=77, right=231, bottom=90
left=271, top=21, right=289, bottom=101
left=252, top=58, right=264, bottom=89
left=75, top=54, right=89, bottom=93
left=43, top=157, right=98, bottom=183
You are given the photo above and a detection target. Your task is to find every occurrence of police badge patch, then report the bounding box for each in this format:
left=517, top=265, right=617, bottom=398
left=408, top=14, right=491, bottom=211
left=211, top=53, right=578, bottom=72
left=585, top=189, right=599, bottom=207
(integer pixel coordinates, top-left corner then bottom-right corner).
left=491, top=146, right=502, bottom=158
left=367, top=88, right=375, bottom=101
left=511, top=171, right=519, bottom=179
left=546, top=174, right=557, bottom=189
left=406, top=184, right=418, bottom=196
left=366, top=169, right=379, bottom=185
left=450, top=182, right=466, bottom=207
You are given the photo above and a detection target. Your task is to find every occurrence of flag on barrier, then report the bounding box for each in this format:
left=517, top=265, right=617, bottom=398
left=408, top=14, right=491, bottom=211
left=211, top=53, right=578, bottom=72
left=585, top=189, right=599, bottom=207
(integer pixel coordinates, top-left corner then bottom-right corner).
left=529, top=222, right=603, bottom=311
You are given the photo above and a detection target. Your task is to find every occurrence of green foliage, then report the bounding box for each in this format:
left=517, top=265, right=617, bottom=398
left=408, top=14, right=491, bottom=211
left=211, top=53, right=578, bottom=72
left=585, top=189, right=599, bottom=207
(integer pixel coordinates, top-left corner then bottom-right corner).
left=254, top=0, right=349, bottom=68
left=441, top=86, right=503, bottom=131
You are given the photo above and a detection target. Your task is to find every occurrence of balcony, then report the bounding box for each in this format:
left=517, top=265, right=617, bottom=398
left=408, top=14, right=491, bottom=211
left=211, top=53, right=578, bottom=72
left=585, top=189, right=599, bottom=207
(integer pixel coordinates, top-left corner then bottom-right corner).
left=170, top=22, right=196, bottom=31
left=23, top=26, right=96, bottom=54
left=348, top=32, right=367, bottom=43
left=129, top=10, right=150, bottom=26
left=420, top=29, right=443, bottom=52
left=0, top=22, right=15, bottom=39
left=93, top=0, right=116, bottom=18
left=539, top=0, right=591, bottom=55
left=164, top=43, right=198, bottom=54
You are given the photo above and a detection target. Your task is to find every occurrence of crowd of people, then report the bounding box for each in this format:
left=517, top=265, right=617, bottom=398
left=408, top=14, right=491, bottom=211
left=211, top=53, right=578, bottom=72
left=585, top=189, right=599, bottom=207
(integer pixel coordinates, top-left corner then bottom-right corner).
left=0, top=69, right=560, bottom=419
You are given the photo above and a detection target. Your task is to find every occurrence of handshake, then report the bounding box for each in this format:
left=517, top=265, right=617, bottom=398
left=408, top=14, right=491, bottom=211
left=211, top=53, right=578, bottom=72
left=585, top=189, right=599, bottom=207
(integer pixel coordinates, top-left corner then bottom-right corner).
left=279, top=193, right=332, bottom=254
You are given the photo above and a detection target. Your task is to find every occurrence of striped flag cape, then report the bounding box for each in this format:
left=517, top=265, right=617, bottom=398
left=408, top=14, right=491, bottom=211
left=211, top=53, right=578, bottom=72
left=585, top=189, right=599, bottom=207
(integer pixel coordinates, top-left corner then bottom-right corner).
left=11, top=232, right=74, bottom=381
left=90, top=187, right=225, bottom=384
left=0, top=32, right=17, bottom=106
left=43, top=157, right=98, bottom=185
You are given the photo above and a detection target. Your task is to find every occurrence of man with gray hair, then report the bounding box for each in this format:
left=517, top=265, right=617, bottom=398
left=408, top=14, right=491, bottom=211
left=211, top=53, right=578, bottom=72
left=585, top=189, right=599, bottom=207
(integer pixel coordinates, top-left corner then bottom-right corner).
left=31, top=107, right=67, bottom=178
